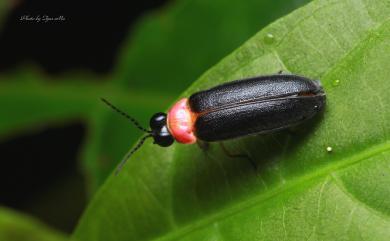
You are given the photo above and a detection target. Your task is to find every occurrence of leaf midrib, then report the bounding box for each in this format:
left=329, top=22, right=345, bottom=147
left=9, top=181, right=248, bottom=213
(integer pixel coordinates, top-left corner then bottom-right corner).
left=157, top=140, right=390, bottom=241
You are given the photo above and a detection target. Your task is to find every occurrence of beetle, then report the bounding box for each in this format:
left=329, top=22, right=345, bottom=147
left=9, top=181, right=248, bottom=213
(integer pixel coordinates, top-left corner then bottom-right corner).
left=102, top=73, right=326, bottom=174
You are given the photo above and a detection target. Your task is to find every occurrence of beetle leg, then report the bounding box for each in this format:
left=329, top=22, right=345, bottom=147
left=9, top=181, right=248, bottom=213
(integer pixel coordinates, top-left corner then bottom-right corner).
left=219, top=142, right=257, bottom=170
left=196, top=140, right=210, bottom=151
left=286, top=125, right=301, bottom=135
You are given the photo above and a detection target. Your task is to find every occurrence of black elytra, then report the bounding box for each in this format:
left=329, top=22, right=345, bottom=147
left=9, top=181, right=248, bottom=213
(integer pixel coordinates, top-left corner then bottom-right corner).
left=189, top=74, right=326, bottom=141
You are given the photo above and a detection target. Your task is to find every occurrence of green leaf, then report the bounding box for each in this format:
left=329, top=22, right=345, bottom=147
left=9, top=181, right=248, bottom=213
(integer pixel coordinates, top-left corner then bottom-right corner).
left=0, top=207, right=67, bottom=241
left=73, top=0, right=390, bottom=240
left=84, top=0, right=311, bottom=191
left=0, top=72, right=97, bottom=138
left=0, top=70, right=171, bottom=192
left=0, top=0, right=310, bottom=194
left=114, top=0, right=310, bottom=94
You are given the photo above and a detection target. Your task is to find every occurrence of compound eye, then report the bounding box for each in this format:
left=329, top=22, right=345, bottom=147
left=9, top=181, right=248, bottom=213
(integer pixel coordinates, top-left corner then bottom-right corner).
left=153, top=126, right=174, bottom=147
left=150, top=112, right=167, bottom=130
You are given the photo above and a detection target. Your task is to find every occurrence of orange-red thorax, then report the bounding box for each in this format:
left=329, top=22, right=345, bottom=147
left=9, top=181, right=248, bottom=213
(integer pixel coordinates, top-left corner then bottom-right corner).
left=167, top=98, right=197, bottom=144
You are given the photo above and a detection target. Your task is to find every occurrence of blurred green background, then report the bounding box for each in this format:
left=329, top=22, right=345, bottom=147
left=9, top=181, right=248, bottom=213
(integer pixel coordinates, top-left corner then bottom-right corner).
left=0, top=0, right=310, bottom=238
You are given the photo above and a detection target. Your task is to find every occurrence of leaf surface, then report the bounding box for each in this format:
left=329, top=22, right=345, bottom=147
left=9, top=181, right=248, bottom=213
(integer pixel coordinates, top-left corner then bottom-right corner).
left=0, top=0, right=309, bottom=193
left=88, top=0, right=311, bottom=190
left=0, top=207, right=67, bottom=241
left=73, top=0, right=390, bottom=240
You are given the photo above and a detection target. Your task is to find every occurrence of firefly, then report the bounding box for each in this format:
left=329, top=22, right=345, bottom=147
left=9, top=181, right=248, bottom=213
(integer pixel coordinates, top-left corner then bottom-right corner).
left=102, top=74, right=326, bottom=174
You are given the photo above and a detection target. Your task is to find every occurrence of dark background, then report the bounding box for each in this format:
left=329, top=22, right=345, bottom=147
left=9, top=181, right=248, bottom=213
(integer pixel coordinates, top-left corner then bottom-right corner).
left=0, top=0, right=167, bottom=233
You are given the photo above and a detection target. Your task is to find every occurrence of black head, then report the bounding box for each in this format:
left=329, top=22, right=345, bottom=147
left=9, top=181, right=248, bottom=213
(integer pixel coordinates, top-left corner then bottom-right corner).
left=100, top=98, right=175, bottom=175
left=149, top=112, right=174, bottom=147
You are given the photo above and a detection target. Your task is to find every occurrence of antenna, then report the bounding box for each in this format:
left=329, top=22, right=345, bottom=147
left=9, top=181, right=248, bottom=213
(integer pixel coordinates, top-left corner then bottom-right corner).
left=100, top=98, right=151, bottom=133
left=115, top=134, right=153, bottom=175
